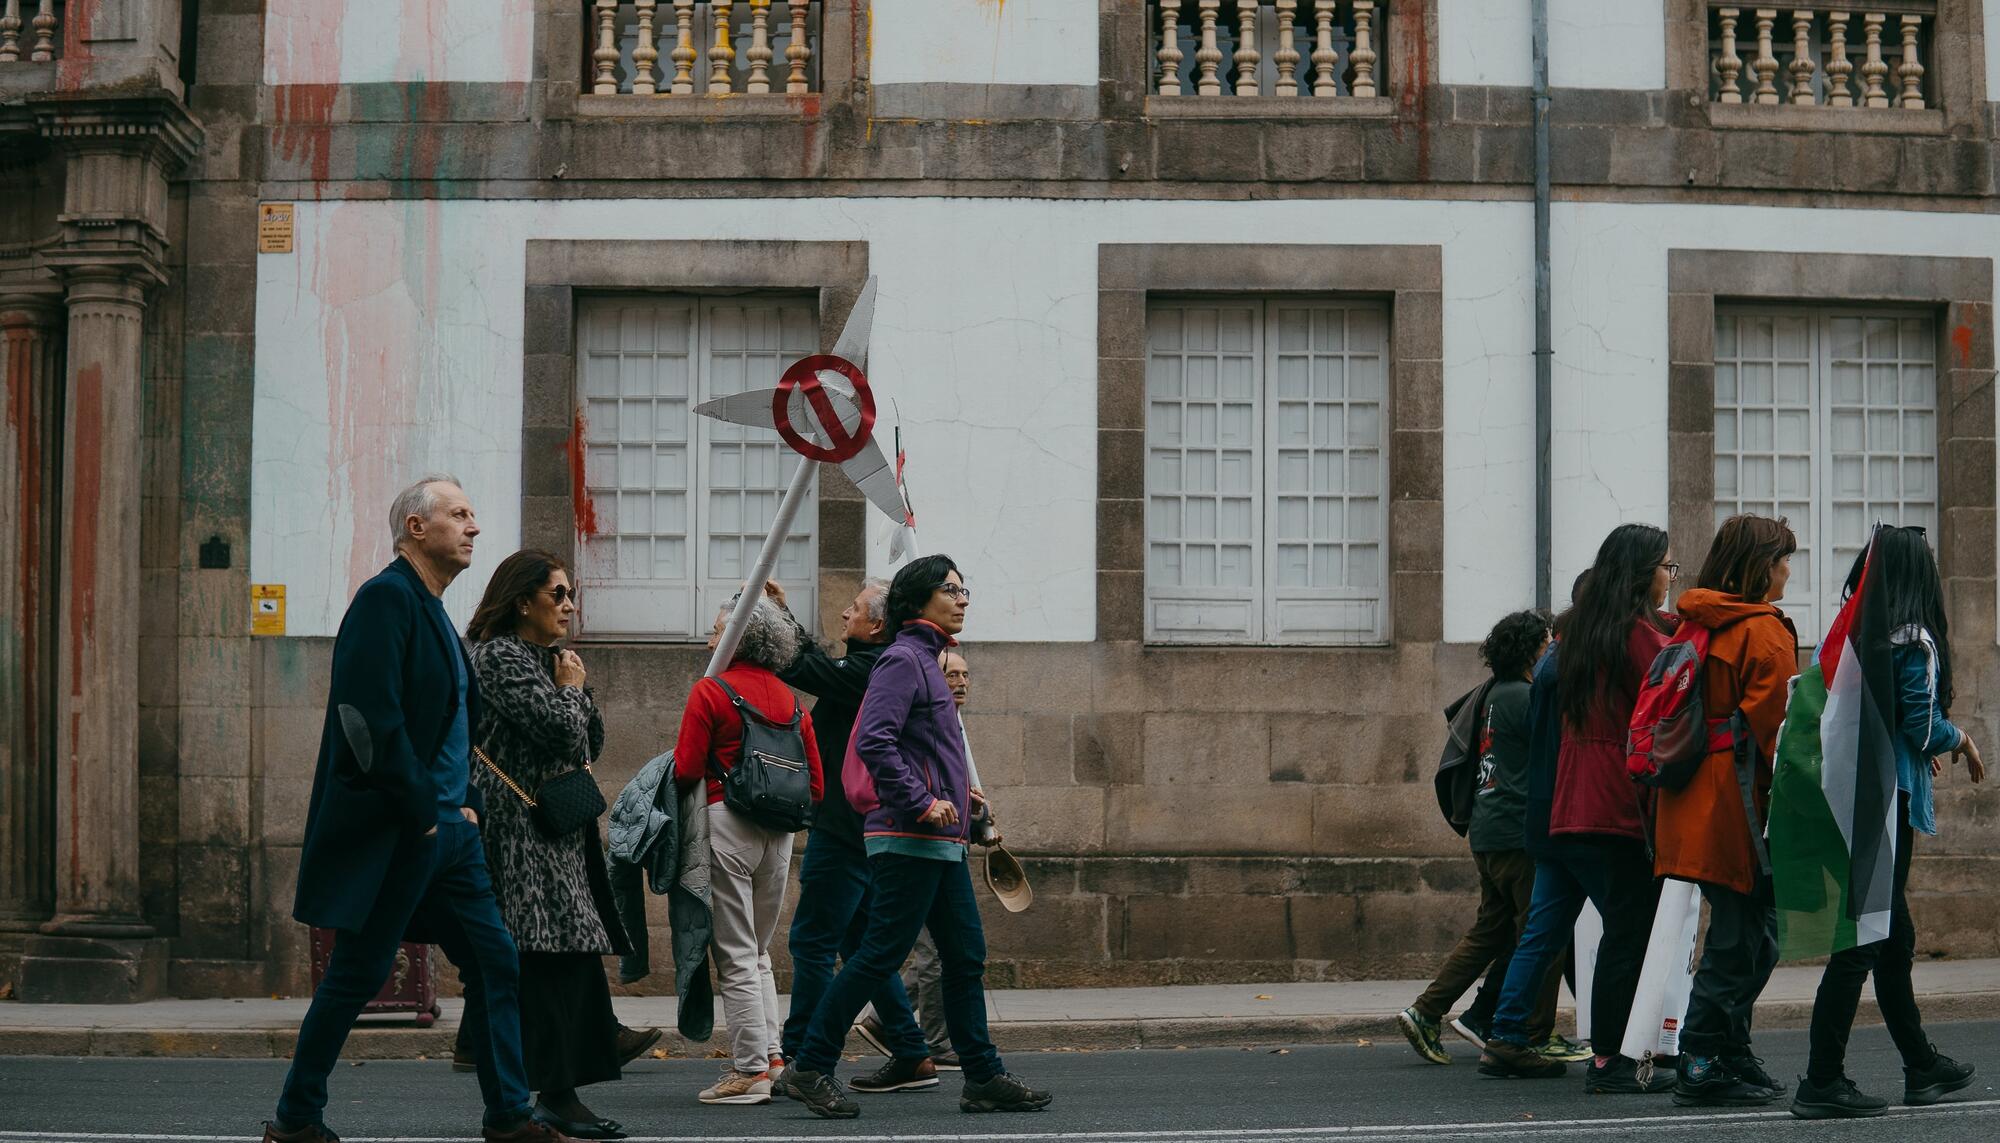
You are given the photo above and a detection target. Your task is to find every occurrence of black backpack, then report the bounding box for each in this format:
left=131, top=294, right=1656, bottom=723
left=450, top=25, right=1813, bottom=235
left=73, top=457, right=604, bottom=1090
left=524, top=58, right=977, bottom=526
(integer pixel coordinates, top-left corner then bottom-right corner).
left=1434, top=678, right=1497, bottom=837
left=712, top=678, right=814, bottom=833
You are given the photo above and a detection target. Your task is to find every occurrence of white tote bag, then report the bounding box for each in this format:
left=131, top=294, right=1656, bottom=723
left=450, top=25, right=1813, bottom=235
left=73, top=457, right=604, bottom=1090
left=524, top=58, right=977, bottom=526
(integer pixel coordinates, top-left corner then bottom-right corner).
left=1620, top=878, right=1703, bottom=1063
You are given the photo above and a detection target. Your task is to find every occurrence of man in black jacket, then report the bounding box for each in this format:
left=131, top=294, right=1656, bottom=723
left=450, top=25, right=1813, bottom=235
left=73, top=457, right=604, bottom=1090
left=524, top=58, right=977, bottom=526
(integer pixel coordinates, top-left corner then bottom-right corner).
left=766, top=579, right=938, bottom=1093
left=266, top=477, right=575, bottom=1143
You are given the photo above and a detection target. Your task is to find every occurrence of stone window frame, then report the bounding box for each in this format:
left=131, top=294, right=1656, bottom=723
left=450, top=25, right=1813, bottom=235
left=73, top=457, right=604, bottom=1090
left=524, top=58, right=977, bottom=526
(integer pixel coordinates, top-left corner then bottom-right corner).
left=538, top=0, right=870, bottom=120
left=1663, top=0, right=1988, bottom=134
left=1667, top=249, right=1996, bottom=644
left=1098, top=0, right=1439, bottom=120
left=520, top=239, right=871, bottom=642
left=1098, top=243, right=1444, bottom=645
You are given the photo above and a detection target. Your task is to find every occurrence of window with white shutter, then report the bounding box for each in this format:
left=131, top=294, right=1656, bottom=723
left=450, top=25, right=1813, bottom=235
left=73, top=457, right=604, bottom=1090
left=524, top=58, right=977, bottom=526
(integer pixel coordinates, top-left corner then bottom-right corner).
left=1145, top=298, right=1389, bottom=644
left=1713, top=307, right=1937, bottom=642
left=576, top=295, right=818, bottom=639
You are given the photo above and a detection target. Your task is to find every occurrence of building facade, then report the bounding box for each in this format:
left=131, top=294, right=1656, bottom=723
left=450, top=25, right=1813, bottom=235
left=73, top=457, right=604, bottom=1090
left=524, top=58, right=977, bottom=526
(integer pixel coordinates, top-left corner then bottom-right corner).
left=3, top=0, right=1998, bottom=1001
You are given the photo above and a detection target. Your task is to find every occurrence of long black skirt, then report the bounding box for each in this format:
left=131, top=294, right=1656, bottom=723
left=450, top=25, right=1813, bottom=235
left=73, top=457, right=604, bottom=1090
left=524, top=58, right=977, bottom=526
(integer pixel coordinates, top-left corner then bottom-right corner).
left=519, top=951, right=621, bottom=1093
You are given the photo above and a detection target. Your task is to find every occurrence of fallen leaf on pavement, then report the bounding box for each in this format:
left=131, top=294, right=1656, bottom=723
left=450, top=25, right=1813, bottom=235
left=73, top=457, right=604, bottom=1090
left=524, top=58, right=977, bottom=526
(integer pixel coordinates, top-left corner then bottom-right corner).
left=1355, top=1038, right=1372, bottom=1047
left=1254, top=994, right=1273, bottom=1000
left=1270, top=1048, right=1291, bottom=1055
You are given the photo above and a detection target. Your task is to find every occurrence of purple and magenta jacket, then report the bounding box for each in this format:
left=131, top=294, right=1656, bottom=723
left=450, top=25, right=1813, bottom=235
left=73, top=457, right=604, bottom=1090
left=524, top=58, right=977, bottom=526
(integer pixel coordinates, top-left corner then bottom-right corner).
left=852, top=619, right=971, bottom=849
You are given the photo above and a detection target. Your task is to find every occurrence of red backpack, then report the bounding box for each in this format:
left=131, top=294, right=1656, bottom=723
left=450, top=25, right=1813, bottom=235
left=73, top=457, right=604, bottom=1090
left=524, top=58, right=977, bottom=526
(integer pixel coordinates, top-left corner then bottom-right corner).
left=1625, top=624, right=1740, bottom=790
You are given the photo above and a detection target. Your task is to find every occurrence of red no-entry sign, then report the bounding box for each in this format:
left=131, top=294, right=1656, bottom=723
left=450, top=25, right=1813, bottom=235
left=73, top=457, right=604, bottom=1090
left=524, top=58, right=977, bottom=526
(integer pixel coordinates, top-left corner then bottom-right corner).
left=773, top=353, right=876, bottom=464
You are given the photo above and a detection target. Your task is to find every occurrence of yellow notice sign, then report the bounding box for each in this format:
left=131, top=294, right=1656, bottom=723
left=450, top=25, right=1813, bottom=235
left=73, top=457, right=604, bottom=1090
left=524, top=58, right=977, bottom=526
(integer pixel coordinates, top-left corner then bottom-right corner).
left=258, top=203, right=294, bottom=254
left=252, top=584, right=287, bottom=636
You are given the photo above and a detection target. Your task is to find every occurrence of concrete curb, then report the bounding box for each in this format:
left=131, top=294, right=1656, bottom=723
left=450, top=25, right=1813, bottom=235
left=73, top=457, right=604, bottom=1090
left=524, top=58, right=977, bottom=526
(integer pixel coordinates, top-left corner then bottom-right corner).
left=4, top=991, right=1997, bottom=1059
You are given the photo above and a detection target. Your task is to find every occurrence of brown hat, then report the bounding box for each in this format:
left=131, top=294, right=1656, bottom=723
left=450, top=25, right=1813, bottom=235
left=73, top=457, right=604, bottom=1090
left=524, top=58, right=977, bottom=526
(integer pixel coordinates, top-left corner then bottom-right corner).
left=982, top=846, right=1033, bottom=913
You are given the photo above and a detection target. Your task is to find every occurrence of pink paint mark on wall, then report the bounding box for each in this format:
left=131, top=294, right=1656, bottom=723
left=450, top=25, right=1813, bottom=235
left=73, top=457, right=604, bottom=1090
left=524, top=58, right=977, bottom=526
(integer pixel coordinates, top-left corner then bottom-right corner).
left=500, top=0, right=536, bottom=86
left=55, top=0, right=97, bottom=91
left=567, top=411, right=601, bottom=537
left=268, top=0, right=344, bottom=186
left=1952, top=324, right=1974, bottom=366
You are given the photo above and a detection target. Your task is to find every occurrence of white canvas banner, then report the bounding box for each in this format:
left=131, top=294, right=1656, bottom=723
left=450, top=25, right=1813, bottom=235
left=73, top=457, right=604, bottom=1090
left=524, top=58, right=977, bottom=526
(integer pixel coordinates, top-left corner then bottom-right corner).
left=1572, top=901, right=1603, bottom=1041
left=1621, top=877, right=1703, bottom=1062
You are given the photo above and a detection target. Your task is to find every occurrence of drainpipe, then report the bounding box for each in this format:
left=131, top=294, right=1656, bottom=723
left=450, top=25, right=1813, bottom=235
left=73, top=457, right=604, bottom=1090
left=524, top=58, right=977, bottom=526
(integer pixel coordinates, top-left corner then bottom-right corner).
left=1532, top=0, right=1554, bottom=612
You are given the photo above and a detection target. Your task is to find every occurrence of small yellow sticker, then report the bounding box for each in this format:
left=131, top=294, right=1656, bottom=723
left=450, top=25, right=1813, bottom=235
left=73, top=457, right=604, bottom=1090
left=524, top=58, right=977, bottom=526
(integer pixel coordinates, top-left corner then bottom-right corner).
left=258, top=203, right=294, bottom=254
left=252, top=584, right=286, bottom=636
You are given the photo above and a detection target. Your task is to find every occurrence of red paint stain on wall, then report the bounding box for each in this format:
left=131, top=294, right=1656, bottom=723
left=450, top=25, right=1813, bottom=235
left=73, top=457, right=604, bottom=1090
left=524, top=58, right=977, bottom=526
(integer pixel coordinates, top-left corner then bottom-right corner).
left=55, top=0, right=97, bottom=91
left=5, top=323, right=46, bottom=775
left=274, top=84, right=341, bottom=188
left=567, top=411, right=600, bottom=537
left=1952, top=324, right=1974, bottom=366
left=1394, top=3, right=1431, bottom=177
left=65, top=365, right=102, bottom=699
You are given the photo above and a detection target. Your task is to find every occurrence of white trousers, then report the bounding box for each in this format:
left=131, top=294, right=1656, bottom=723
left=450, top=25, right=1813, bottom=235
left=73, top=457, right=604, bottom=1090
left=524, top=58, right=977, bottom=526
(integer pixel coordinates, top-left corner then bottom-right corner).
left=707, top=802, right=794, bottom=1073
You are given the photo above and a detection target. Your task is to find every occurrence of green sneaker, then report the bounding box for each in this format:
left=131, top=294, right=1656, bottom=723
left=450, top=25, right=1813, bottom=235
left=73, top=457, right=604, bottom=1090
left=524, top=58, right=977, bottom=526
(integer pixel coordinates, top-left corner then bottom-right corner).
left=1397, top=1007, right=1451, bottom=1065
left=1538, top=1033, right=1594, bottom=1063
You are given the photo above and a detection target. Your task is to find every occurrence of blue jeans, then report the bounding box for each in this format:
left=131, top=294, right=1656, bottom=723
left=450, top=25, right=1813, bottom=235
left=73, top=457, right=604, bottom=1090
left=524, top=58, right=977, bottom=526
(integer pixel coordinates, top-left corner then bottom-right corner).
left=781, top=834, right=929, bottom=1062
left=277, top=818, right=531, bottom=1129
left=1490, top=839, right=1657, bottom=1056
left=796, top=853, right=1002, bottom=1082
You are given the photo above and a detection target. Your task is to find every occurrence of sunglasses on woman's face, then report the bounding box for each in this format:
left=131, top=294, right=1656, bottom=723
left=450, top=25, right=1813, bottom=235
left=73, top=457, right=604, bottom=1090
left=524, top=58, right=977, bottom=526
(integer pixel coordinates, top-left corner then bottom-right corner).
left=539, top=585, right=578, bottom=605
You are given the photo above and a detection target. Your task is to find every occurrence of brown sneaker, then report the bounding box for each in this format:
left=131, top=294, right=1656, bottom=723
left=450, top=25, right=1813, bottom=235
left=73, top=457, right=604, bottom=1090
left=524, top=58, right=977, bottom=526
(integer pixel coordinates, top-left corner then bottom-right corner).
left=1478, top=1038, right=1567, bottom=1079
left=263, top=1123, right=341, bottom=1143
left=698, top=1068, right=774, bottom=1106
left=481, top=1117, right=582, bottom=1142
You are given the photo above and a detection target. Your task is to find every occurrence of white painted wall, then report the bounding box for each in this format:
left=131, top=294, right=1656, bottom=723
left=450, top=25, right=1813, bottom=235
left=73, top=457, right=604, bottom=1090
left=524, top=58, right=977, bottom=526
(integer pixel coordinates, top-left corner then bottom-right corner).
left=870, top=0, right=1098, bottom=87
left=1439, top=0, right=1666, bottom=90
left=251, top=196, right=1998, bottom=644
left=264, top=0, right=535, bottom=86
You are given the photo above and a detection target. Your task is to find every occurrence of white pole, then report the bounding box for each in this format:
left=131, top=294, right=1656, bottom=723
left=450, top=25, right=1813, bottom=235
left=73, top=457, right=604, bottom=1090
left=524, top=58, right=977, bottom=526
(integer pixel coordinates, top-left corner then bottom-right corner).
left=704, top=455, right=816, bottom=679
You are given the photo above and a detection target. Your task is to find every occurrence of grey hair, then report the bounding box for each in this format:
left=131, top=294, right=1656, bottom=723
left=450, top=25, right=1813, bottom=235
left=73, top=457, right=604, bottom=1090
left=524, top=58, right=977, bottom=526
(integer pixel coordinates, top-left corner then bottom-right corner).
left=732, top=597, right=800, bottom=672
left=389, top=473, right=463, bottom=549
left=861, top=577, right=891, bottom=624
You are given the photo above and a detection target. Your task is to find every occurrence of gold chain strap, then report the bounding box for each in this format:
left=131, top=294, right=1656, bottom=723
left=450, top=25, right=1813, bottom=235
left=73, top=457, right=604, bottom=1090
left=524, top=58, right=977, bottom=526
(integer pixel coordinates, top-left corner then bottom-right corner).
left=474, top=745, right=538, bottom=809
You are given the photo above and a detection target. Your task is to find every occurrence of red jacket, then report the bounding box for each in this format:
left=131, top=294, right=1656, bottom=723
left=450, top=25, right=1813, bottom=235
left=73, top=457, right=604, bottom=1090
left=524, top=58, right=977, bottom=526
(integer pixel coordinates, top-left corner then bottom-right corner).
left=1548, top=612, right=1677, bottom=842
left=672, top=664, right=823, bottom=807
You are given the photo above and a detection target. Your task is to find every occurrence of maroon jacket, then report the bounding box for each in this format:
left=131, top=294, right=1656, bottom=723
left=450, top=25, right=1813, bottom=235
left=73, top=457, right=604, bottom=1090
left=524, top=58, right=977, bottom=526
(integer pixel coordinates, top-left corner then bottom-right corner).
left=1547, top=612, right=1677, bottom=843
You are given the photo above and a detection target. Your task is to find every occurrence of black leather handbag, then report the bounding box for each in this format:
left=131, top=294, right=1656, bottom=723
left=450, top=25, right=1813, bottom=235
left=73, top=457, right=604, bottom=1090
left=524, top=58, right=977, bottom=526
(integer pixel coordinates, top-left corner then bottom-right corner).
left=475, top=745, right=606, bottom=840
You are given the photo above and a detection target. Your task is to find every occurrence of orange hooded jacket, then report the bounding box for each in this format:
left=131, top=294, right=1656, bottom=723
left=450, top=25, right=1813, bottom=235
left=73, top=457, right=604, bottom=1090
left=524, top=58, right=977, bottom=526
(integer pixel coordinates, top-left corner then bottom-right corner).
left=1651, top=588, right=1799, bottom=895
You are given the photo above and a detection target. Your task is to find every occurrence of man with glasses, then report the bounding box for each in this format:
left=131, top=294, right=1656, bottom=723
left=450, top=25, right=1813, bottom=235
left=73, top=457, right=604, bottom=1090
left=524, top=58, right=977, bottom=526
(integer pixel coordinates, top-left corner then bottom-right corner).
left=777, top=555, right=1053, bottom=1120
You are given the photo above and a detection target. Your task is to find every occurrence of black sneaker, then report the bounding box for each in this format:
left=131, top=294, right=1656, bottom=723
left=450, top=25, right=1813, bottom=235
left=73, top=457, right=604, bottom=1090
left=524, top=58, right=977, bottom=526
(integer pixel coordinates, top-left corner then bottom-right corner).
left=1477, top=1038, right=1566, bottom=1079
left=1584, top=1054, right=1675, bottom=1094
left=850, top=1056, right=940, bottom=1093
left=1904, top=1049, right=1975, bottom=1106
left=960, top=1072, right=1053, bottom=1113
left=1674, top=1054, right=1777, bottom=1107
left=1448, top=1012, right=1491, bottom=1050
left=1791, top=1074, right=1888, bottom=1119
left=776, top=1067, right=859, bottom=1119
left=1726, top=1052, right=1787, bottom=1096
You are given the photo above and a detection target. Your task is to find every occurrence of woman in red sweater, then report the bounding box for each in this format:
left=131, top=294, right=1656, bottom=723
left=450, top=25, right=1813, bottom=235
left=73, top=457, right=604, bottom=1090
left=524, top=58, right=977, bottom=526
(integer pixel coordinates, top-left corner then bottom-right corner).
left=673, top=598, right=821, bottom=1106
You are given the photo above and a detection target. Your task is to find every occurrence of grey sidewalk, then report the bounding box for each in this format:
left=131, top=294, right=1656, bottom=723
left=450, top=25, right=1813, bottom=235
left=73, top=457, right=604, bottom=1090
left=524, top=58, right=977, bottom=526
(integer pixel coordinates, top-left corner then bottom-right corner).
left=3, top=958, right=1997, bottom=1058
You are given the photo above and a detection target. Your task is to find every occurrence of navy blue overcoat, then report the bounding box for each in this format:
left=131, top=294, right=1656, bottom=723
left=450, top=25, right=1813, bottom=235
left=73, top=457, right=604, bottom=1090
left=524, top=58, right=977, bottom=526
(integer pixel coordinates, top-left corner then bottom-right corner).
left=293, top=556, right=486, bottom=935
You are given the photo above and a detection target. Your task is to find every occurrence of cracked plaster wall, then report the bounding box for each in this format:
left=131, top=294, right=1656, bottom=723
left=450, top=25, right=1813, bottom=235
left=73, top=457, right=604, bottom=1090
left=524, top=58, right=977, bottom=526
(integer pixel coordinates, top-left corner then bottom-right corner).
left=249, top=196, right=2000, bottom=644
left=872, top=0, right=1095, bottom=87
left=1437, top=0, right=1666, bottom=90
left=263, top=0, right=535, bottom=87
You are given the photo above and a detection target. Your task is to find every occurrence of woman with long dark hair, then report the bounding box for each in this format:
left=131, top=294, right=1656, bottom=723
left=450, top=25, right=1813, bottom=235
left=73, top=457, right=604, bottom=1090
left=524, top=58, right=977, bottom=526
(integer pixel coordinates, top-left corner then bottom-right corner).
left=1790, top=526, right=1983, bottom=1118
left=466, top=550, right=652, bottom=1139
left=1479, top=525, right=1677, bottom=1093
left=1654, top=515, right=1798, bottom=1108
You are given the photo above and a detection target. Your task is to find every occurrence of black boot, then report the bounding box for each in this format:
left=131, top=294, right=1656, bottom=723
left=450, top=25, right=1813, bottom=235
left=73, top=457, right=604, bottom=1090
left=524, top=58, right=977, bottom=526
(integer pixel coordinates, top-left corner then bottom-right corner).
left=1791, top=1074, right=1888, bottom=1120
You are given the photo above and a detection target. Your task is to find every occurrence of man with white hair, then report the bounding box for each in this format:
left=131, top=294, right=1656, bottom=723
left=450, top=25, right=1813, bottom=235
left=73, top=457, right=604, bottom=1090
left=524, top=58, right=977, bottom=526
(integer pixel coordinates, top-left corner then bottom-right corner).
left=266, top=477, right=577, bottom=1143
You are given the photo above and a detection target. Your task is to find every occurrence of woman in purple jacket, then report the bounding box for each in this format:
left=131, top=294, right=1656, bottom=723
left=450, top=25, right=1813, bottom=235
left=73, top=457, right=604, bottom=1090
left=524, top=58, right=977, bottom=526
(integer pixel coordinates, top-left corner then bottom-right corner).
left=776, top=555, right=1053, bottom=1121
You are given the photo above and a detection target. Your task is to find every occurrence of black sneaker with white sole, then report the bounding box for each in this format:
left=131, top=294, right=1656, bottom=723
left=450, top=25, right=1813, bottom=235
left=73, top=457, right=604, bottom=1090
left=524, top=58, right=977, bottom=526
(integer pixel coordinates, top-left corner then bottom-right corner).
left=850, top=1056, right=940, bottom=1093
left=960, top=1072, right=1053, bottom=1113
left=776, top=1067, right=859, bottom=1119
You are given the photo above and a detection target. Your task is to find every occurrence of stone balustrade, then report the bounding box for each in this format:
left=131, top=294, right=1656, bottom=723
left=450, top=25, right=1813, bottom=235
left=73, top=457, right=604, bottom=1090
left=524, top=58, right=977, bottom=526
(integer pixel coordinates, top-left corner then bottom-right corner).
left=0, top=1, right=60, bottom=63
left=1151, top=1, right=1383, bottom=99
left=591, top=0, right=819, bottom=96
left=1709, top=4, right=1933, bottom=109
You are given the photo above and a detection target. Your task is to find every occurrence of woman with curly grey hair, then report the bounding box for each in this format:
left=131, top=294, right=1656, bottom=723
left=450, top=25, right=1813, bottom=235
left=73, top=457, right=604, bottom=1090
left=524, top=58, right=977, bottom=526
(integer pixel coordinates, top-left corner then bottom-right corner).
left=673, top=597, right=822, bottom=1106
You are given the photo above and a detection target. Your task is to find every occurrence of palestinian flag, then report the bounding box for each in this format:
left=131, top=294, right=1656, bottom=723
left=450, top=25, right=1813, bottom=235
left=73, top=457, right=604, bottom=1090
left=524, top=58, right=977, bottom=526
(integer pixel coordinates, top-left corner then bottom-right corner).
left=1769, top=538, right=1900, bottom=957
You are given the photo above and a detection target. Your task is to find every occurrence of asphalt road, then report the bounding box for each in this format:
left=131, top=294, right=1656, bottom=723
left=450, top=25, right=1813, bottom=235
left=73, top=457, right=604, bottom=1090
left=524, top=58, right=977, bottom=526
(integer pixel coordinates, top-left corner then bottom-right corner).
left=2, top=1022, right=1998, bottom=1142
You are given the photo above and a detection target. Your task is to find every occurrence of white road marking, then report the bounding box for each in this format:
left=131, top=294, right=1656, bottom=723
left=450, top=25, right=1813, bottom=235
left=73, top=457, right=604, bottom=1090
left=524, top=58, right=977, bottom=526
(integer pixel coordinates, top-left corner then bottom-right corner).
left=3, top=1100, right=1997, bottom=1143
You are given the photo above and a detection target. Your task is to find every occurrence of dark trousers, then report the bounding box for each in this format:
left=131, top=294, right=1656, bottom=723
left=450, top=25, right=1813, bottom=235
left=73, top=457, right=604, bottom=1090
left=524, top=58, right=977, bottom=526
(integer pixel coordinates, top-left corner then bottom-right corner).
left=1807, top=797, right=1934, bottom=1083
left=781, top=834, right=928, bottom=1062
left=277, top=818, right=530, bottom=1129
left=1683, top=872, right=1780, bottom=1059
left=1413, top=849, right=1561, bottom=1040
left=797, top=853, right=1002, bottom=1082
left=1492, top=838, right=1658, bottom=1056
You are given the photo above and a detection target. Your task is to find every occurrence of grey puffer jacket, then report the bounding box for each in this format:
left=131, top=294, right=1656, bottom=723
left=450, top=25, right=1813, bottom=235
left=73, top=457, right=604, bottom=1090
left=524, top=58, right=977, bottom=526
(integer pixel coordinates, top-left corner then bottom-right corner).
left=468, top=635, right=627, bottom=956
left=608, top=748, right=715, bottom=1041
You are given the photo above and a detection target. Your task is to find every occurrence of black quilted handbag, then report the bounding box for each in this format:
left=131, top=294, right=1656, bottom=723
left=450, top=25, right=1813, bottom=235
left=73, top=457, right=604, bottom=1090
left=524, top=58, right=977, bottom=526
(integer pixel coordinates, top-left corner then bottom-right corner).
left=475, top=745, right=606, bottom=840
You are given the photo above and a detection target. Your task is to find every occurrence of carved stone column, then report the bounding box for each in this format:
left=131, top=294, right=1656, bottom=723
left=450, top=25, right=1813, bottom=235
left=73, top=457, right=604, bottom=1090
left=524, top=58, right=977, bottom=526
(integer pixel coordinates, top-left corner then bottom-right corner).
left=17, top=91, right=197, bottom=1002
left=0, top=294, right=62, bottom=936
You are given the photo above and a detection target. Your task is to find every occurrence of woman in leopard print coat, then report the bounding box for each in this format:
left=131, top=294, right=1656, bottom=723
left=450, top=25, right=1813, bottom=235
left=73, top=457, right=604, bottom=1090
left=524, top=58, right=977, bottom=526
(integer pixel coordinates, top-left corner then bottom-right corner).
left=466, top=550, right=650, bottom=1139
